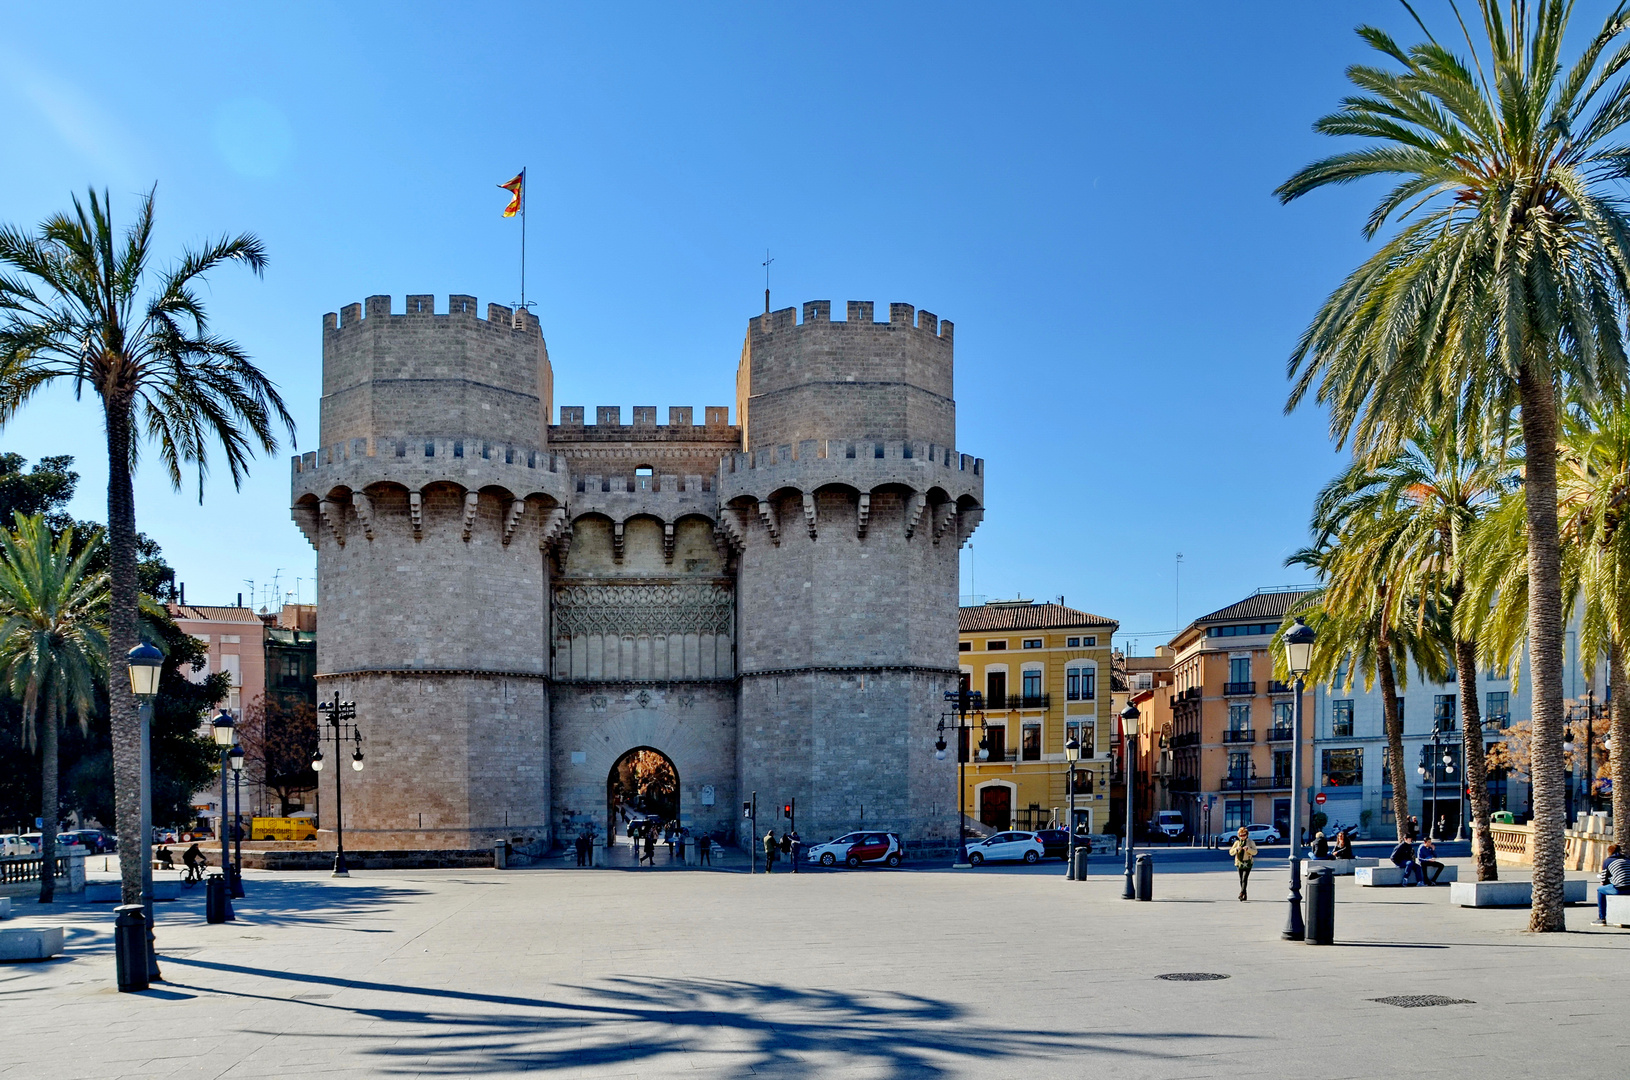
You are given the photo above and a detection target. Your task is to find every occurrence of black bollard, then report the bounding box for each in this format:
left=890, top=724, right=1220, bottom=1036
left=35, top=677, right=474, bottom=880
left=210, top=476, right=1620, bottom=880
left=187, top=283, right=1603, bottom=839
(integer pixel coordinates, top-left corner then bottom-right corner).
left=1135, top=853, right=1154, bottom=901
left=205, top=872, right=234, bottom=924
left=114, top=904, right=148, bottom=993
left=1072, top=848, right=1090, bottom=881
left=1305, top=867, right=1335, bottom=945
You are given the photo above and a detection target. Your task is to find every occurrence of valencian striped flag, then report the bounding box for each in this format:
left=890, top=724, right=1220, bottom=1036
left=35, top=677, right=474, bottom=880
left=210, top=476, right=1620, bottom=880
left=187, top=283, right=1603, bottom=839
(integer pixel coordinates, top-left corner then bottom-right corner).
left=499, top=170, right=524, bottom=217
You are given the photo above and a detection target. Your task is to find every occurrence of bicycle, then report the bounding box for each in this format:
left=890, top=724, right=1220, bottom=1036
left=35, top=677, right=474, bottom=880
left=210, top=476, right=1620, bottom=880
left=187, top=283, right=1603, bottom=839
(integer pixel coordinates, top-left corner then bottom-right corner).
left=181, top=861, right=205, bottom=887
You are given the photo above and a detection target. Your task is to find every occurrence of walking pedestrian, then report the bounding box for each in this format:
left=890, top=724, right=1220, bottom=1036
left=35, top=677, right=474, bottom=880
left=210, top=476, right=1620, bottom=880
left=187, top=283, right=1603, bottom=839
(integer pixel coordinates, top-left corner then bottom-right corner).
left=763, top=829, right=778, bottom=874
left=698, top=833, right=712, bottom=866
left=574, top=832, right=587, bottom=867
left=1593, top=843, right=1630, bottom=925
left=1229, top=826, right=1256, bottom=901
left=642, top=829, right=656, bottom=866
left=1417, top=837, right=1445, bottom=885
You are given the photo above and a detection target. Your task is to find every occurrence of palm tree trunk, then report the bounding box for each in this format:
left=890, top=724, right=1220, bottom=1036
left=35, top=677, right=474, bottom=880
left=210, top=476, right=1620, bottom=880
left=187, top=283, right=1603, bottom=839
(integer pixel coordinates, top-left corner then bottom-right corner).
left=1612, top=645, right=1629, bottom=851
left=104, top=395, right=142, bottom=908
left=1378, top=635, right=1410, bottom=840
left=1518, top=367, right=1567, bottom=932
left=38, top=715, right=56, bottom=904
left=1456, top=638, right=1497, bottom=881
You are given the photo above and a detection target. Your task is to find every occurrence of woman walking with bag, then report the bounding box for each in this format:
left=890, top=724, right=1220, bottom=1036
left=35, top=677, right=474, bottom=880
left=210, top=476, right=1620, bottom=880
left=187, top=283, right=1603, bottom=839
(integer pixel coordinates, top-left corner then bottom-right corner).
left=1229, top=827, right=1257, bottom=901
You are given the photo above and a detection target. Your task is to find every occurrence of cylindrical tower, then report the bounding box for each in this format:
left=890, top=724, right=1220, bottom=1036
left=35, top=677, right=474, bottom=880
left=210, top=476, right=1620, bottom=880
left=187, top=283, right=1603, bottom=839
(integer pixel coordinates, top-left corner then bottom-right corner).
left=723, top=300, right=984, bottom=855
left=291, top=294, right=571, bottom=851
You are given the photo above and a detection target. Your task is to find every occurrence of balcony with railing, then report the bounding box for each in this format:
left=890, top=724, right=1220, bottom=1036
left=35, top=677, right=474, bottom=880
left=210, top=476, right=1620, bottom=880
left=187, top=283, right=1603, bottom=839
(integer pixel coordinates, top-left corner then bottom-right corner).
left=1223, top=681, right=1256, bottom=696
left=1267, top=680, right=1293, bottom=695
left=1004, top=694, right=1049, bottom=710
left=1225, top=774, right=1293, bottom=791
left=1170, top=776, right=1200, bottom=792
left=1222, top=729, right=1255, bottom=744
left=1169, top=731, right=1200, bottom=748
left=1267, top=725, right=1294, bottom=742
left=1174, top=687, right=1201, bottom=703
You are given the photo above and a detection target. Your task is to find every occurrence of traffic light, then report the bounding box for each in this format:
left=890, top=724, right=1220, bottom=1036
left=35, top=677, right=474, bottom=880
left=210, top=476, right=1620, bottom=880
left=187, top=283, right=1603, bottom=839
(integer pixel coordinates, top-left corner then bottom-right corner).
left=783, top=803, right=792, bottom=819
left=743, top=801, right=752, bottom=818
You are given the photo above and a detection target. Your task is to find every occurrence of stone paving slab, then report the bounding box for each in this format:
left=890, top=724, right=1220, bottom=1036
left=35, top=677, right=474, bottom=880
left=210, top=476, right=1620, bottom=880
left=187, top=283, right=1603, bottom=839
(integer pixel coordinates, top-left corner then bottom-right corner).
left=0, top=857, right=1623, bottom=1079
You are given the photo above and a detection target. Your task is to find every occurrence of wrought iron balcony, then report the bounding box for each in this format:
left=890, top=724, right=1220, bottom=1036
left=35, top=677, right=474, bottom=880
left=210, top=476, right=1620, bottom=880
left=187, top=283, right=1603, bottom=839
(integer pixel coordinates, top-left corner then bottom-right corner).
left=1169, top=776, right=1200, bottom=792
left=1223, top=681, right=1256, bottom=696
left=1267, top=725, right=1294, bottom=742
left=1267, top=680, right=1294, bottom=695
left=1169, top=731, right=1200, bottom=748
left=1174, top=687, right=1201, bottom=703
left=1226, top=775, right=1293, bottom=791
left=1222, top=729, right=1255, bottom=744
left=1004, top=694, right=1049, bottom=710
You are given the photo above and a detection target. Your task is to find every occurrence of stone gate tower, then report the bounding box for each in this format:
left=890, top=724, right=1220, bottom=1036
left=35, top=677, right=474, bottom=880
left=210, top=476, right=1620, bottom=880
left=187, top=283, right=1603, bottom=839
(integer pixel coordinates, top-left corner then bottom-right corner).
left=723, top=301, right=983, bottom=849
left=292, top=293, right=983, bottom=856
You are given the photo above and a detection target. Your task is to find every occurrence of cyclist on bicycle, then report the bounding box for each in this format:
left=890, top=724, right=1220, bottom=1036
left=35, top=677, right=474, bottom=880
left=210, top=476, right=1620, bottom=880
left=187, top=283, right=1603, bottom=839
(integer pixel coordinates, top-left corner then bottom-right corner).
left=182, top=843, right=206, bottom=884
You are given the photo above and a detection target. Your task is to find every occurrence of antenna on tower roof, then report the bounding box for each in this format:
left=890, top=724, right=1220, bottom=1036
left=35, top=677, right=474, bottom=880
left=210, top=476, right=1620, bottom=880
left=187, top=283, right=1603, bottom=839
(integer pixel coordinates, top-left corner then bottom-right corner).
left=762, top=249, right=774, bottom=314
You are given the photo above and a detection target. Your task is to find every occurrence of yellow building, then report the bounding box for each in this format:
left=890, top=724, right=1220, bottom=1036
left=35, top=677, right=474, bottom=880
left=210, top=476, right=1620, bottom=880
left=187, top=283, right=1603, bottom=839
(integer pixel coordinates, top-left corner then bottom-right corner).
left=956, top=600, right=1118, bottom=834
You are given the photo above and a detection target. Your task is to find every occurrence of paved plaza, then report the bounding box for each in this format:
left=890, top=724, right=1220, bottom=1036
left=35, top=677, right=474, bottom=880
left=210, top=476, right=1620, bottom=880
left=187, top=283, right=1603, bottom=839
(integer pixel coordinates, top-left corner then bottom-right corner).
left=3, top=854, right=1624, bottom=1079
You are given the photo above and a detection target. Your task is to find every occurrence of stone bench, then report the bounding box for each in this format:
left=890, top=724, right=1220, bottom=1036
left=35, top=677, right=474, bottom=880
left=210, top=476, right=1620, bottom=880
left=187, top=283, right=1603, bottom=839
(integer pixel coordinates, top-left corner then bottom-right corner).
left=1305, top=858, right=1379, bottom=876
left=1356, top=864, right=1459, bottom=887
left=83, top=880, right=182, bottom=904
left=1606, top=893, right=1630, bottom=926
left=1450, top=878, right=1589, bottom=907
left=0, top=926, right=64, bottom=961
left=0, top=897, right=10, bottom=919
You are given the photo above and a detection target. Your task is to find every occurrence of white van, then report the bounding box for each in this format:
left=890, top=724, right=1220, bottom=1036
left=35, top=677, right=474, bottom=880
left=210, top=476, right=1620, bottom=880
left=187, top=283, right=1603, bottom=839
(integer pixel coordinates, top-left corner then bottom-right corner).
left=0, top=834, right=39, bottom=858
left=1151, top=811, right=1186, bottom=839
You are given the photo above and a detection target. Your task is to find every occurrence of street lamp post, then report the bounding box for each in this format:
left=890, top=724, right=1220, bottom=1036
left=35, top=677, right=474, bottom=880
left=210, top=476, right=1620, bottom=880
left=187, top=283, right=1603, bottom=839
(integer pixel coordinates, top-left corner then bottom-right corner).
left=126, top=642, right=164, bottom=983
left=1282, top=616, right=1316, bottom=941
left=938, top=688, right=985, bottom=868
left=227, top=744, right=246, bottom=898
left=1064, top=736, right=1081, bottom=879
left=210, top=712, right=237, bottom=919
left=1121, top=702, right=1139, bottom=899
left=313, top=692, right=362, bottom=877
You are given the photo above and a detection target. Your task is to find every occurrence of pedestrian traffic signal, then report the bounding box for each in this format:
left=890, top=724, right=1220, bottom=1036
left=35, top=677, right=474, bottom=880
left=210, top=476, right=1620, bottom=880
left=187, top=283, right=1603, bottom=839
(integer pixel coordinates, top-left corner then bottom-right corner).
left=743, top=802, right=752, bottom=817
left=783, top=804, right=792, bottom=819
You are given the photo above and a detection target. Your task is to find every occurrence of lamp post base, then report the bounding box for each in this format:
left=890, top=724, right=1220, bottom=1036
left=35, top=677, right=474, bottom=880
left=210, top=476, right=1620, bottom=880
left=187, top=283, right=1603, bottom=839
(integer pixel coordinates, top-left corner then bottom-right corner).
left=1283, top=856, right=1306, bottom=940
left=332, top=853, right=350, bottom=877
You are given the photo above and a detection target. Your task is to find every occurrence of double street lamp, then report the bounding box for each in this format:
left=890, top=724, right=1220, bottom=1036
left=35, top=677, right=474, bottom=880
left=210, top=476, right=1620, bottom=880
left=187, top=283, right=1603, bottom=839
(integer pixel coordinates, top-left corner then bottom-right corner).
left=1282, top=616, right=1316, bottom=941
left=211, top=712, right=241, bottom=912
left=126, top=642, right=164, bottom=987
left=1420, top=733, right=1456, bottom=840
left=313, top=693, right=364, bottom=877
left=937, top=688, right=985, bottom=868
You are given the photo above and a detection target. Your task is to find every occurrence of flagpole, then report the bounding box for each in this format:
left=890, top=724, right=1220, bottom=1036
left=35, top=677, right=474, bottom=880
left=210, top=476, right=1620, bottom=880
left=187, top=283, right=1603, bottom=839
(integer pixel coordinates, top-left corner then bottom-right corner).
left=520, top=167, right=526, bottom=310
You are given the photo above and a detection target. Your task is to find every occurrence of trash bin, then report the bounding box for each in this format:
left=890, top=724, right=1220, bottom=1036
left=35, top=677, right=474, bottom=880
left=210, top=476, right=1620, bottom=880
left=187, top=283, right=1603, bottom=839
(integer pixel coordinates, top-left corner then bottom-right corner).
left=1305, top=866, right=1335, bottom=945
left=114, top=904, right=148, bottom=993
left=1491, top=810, right=1515, bottom=825
left=1134, top=854, right=1153, bottom=901
left=1072, top=848, right=1090, bottom=881
left=205, top=872, right=233, bottom=924
left=493, top=840, right=509, bottom=870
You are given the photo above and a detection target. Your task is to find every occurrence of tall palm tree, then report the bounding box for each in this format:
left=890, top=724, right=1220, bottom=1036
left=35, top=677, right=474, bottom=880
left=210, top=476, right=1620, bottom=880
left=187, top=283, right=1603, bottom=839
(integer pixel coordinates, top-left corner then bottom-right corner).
left=0, top=189, right=293, bottom=907
left=1464, top=399, right=1630, bottom=842
left=1277, top=1, right=1630, bottom=931
left=0, top=513, right=107, bottom=902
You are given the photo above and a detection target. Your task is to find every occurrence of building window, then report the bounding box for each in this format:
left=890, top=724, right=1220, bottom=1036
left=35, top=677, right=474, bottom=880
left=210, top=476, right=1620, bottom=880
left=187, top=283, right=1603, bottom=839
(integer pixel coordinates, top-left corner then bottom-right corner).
left=985, top=725, right=1007, bottom=762
left=1229, top=703, right=1250, bottom=733
left=958, top=641, right=971, bottom=652
left=1433, top=694, right=1456, bottom=731
left=1273, top=749, right=1292, bottom=782
left=1135, top=672, right=1152, bottom=690
left=1022, top=639, right=1043, bottom=649
left=1322, top=748, right=1363, bottom=788
left=1331, top=699, right=1353, bottom=737
left=1066, top=637, right=1080, bottom=647
left=1224, top=800, right=1252, bottom=829
left=1395, top=698, right=1405, bottom=724
left=1229, top=657, right=1251, bottom=684
left=1271, top=701, right=1293, bottom=736
left=1382, top=745, right=1396, bottom=789
left=1066, top=721, right=1095, bottom=758
left=986, top=671, right=1007, bottom=705
left=1021, top=724, right=1041, bottom=761
left=1083, top=636, right=1096, bottom=646
left=1066, top=666, right=1095, bottom=701
left=1227, top=750, right=1252, bottom=781
left=987, top=640, right=1007, bottom=651
left=1022, top=670, right=1043, bottom=699
left=1486, top=691, right=1510, bottom=726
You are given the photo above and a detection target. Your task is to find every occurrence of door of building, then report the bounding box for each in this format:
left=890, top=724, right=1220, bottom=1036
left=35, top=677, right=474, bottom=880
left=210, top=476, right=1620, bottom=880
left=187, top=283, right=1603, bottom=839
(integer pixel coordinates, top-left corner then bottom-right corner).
left=980, top=786, right=1012, bottom=830
left=1273, top=798, right=1290, bottom=842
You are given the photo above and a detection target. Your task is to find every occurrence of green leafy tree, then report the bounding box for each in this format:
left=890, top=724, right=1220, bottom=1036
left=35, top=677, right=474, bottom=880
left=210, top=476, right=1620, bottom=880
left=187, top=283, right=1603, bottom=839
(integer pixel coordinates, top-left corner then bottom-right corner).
left=0, top=453, right=76, bottom=530
left=0, top=189, right=293, bottom=907
left=1276, top=1, right=1630, bottom=930
left=0, top=513, right=106, bottom=901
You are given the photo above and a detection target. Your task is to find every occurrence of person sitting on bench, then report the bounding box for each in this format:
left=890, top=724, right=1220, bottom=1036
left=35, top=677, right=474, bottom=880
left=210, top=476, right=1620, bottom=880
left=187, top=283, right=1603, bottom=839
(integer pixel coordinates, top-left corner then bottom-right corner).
left=1331, top=829, right=1355, bottom=860
left=1594, top=844, right=1630, bottom=925
left=156, top=845, right=174, bottom=870
left=1418, top=837, right=1445, bottom=885
left=1390, top=838, right=1421, bottom=885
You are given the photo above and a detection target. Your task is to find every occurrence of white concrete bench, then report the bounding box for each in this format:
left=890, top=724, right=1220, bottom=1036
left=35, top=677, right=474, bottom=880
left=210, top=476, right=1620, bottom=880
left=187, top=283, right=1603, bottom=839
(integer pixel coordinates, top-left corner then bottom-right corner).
left=0, top=926, right=64, bottom=961
left=1305, top=858, right=1379, bottom=876
left=0, top=897, right=10, bottom=919
left=1605, top=893, right=1630, bottom=926
left=1356, top=864, right=1459, bottom=886
left=1449, top=879, right=1589, bottom=907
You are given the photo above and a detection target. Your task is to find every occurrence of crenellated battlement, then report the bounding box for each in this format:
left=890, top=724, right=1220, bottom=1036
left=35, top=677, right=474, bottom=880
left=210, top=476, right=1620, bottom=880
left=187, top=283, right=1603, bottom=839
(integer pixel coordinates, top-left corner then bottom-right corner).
left=322, top=293, right=543, bottom=336
left=551, top=404, right=738, bottom=445
left=747, top=301, right=953, bottom=344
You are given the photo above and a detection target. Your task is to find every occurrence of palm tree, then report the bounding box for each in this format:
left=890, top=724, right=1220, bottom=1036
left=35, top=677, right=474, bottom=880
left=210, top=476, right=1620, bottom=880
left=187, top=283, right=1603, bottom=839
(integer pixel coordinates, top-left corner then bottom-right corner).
left=0, top=189, right=293, bottom=907
left=0, top=513, right=107, bottom=902
left=1276, top=1, right=1630, bottom=931
left=1464, top=399, right=1630, bottom=842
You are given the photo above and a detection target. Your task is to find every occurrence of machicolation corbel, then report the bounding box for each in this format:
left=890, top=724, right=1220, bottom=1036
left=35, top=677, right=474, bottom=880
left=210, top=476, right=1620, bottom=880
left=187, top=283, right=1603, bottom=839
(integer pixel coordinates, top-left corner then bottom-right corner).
left=319, top=499, right=345, bottom=548
left=857, top=494, right=871, bottom=538
left=757, top=501, right=780, bottom=545
left=663, top=522, right=675, bottom=562
left=802, top=493, right=817, bottom=540
left=409, top=492, right=423, bottom=538
left=461, top=492, right=479, bottom=541
left=932, top=502, right=958, bottom=543
left=613, top=521, right=625, bottom=562
left=716, top=510, right=746, bottom=553
left=503, top=499, right=526, bottom=546
left=353, top=492, right=375, bottom=541
left=904, top=493, right=927, bottom=539
left=538, top=507, right=567, bottom=551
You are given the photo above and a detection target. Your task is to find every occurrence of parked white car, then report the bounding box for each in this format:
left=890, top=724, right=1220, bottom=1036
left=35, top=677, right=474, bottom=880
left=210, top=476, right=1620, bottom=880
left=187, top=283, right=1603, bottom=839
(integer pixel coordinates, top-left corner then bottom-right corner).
left=0, top=834, right=39, bottom=858
left=966, top=831, right=1045, bottom=865
left=1215, top=823, right=1281, bottom=846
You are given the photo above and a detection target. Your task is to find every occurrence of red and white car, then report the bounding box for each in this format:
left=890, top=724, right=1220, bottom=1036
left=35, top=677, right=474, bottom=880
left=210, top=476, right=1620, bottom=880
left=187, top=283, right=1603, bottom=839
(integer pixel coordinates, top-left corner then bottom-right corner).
left=805, top=831, right=903, bottom=868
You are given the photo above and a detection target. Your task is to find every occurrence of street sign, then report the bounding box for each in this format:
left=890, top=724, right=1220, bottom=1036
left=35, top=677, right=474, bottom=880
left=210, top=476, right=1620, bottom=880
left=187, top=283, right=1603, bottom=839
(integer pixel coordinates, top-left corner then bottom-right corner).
left=1314, top=792, right=1327, bottom=805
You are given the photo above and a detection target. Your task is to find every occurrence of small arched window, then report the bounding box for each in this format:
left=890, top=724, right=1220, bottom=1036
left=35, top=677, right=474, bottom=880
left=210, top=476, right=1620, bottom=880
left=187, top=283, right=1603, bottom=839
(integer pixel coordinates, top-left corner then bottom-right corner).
left=635, top=465, right=654, bottom=477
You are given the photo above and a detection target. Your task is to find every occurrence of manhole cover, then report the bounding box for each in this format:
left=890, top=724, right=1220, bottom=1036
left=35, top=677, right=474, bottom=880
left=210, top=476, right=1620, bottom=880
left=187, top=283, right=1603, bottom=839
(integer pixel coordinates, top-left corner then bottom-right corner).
left=1156, top=972, right=1230, bottom=982
left=1371, top=994, right=1473, bottom=1008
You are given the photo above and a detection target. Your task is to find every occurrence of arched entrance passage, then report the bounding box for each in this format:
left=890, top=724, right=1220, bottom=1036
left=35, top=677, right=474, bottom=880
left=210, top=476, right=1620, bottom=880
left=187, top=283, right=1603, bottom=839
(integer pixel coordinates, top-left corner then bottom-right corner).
left=607, top=746, right=680, bottom=850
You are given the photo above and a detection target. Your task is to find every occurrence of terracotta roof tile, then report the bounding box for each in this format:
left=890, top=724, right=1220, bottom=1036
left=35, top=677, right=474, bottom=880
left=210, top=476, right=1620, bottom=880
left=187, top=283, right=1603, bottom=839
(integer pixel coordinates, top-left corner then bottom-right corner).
left=958, top=602, right=1118, bottom=633
left=1190, top=589, right=1315, bottom=626
left=166, top=604, right=263, bottom=624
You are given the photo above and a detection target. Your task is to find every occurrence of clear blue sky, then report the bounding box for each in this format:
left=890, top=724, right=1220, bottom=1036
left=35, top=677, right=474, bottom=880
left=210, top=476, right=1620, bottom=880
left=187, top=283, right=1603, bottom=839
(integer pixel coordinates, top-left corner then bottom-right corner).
left=3, top=3, right=1593, bottom=648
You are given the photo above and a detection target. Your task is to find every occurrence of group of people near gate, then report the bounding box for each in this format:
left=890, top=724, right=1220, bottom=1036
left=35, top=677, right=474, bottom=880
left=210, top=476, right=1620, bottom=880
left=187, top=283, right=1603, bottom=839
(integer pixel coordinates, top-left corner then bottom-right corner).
left=574, top=820, right=723, bottom=866
left=759, top=829, right=801, bottom=872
